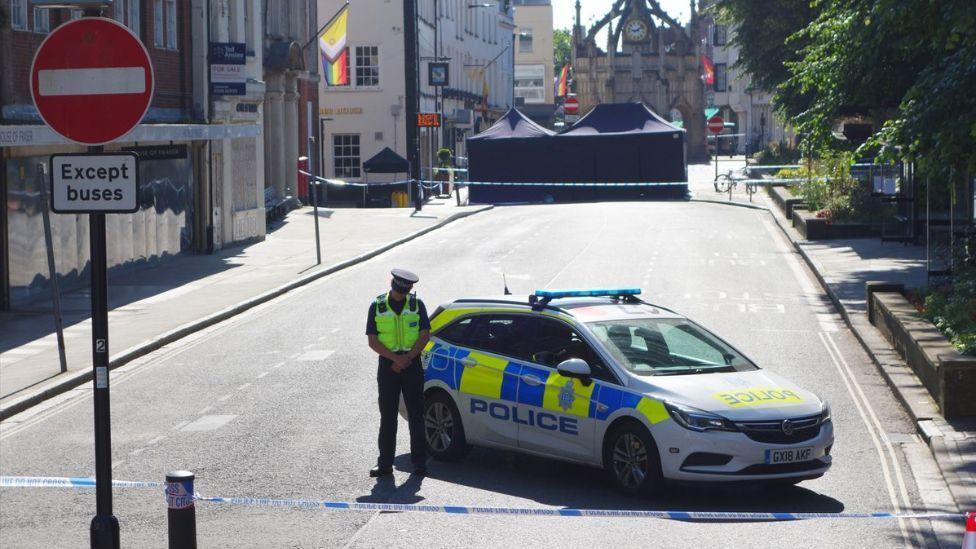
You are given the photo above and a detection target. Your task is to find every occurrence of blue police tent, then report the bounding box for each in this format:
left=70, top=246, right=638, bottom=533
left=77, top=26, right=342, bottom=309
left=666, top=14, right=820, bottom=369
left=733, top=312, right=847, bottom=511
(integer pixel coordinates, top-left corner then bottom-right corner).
left=467, top=103, right=686, bottom=203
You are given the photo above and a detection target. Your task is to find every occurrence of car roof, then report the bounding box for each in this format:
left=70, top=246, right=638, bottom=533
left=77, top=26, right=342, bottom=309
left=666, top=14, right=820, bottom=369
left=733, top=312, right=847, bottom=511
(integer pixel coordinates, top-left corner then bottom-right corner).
left=441, top=295, right=684, bottom=322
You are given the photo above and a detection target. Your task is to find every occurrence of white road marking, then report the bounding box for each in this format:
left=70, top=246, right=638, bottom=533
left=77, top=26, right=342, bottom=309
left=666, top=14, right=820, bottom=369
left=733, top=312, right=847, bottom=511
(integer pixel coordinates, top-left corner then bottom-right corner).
left=172, top=420, right=190, bottom=431
left=271, top=362, right=285, bottom=369
left=237, top=383, right=251, bottom=391
left=331, top=328, right=341, bottom=333
left=111, top=460, right=124, bottom=469
left=297, top=350, right=335, bottom=361
left=147, top=435, right=166, bottom=446
left=820, top=332, right=922, bottom=546
left=180, top=414, right=237, bottom=432
left=196, top=406, right=213, bottom=415
left=38, top=67, right=146, bottom=96
left=256, top=372, right=269, bottom=379
left=130, top=448, right=145, bottom=456
left=217, top=394, right=232, bottom=402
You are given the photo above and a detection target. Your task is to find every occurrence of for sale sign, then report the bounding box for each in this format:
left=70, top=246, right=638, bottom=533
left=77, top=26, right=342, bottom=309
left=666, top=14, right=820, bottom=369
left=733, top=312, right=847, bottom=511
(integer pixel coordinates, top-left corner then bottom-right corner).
left=50, top=153, right=139, bottom=213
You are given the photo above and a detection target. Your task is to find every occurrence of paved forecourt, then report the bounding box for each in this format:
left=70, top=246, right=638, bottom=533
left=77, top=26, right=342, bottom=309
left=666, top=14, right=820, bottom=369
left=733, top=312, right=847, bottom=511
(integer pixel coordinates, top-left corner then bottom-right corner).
left=0, top=201, right=959, bottom=547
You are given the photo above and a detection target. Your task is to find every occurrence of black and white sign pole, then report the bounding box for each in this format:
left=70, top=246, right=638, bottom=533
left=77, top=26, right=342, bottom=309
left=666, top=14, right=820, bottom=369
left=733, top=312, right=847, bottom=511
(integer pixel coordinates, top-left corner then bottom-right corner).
left=87, top=145, right=119, bottom=549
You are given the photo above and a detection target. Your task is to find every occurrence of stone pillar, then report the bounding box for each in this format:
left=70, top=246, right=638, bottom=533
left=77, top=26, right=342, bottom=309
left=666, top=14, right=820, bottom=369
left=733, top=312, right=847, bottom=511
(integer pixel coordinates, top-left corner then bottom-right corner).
left=264, top=72, right=285, bottom=196
left=283, top=74, right=300, bottom=196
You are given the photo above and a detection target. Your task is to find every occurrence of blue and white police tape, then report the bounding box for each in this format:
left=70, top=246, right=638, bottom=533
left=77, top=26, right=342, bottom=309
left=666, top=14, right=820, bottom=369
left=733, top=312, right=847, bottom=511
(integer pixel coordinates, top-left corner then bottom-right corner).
left=0, top=476, right=162, bottom=490
left=194, top=495, right=963, bottom=521
left=1, top=476, right=965, bottom=522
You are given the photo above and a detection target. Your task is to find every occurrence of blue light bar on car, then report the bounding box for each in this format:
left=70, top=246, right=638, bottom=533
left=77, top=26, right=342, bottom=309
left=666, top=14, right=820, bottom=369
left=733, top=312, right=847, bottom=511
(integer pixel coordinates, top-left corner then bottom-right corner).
left=534, top=288, right=642, bottom=299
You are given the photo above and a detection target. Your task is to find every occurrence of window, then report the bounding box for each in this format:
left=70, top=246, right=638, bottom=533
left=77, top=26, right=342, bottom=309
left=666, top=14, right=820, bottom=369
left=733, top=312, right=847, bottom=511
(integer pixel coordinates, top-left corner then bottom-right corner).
left=529, top=318, right=614, bottom=382
left=10, top=0, right=27, bottom=30
left=165, top=0, right=177, bottom=49
left=154, top=0, right=164, bottom=47
left=354, top=46, right=380, bottom=87
left=32, top=8, right=49, bottom=33
left=714, top=63, right=727, bottom=92
left=465, top=315, right=536, bottom=359
left=332, top=134, right=361, bottom=178
left=70, top=9, right=83, bottom=20
left=713, top=24, right=727, bottom=46
left=514, top=65, right=545, bottom=104
left=437, top=318, right=474, bottom=345
left=588, top=318, right=755, bottom=376
left=519, top=27, right=533, bottom=52
left=112, top=0, right=141, bottom=38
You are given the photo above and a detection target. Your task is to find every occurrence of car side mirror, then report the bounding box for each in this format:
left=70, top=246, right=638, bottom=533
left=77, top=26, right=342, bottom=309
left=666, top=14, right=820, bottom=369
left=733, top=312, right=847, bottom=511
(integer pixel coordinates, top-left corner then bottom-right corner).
left=557, top=358, right=592, bottom=385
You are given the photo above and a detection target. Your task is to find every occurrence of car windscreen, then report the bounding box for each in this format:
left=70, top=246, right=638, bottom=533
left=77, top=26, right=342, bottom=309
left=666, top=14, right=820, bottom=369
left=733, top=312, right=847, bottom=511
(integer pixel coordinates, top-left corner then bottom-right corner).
left=587, top=318, right=757, bottom=375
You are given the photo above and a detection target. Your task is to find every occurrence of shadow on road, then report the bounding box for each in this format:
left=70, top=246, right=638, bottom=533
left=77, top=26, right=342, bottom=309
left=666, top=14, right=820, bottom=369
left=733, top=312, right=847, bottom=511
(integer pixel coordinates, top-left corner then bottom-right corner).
left=417, top=446, right=845, bottom=516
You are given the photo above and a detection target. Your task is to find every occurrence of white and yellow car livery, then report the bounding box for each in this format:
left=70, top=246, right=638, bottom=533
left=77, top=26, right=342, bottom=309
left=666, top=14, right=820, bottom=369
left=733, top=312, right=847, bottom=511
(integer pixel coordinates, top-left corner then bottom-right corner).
left=413, top=288, right=833, bottom=495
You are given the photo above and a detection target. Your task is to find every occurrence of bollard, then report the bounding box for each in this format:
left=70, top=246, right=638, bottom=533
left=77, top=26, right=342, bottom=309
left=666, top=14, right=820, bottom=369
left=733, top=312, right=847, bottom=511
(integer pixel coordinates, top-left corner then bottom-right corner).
left=166, top=471, right=197, bottom=549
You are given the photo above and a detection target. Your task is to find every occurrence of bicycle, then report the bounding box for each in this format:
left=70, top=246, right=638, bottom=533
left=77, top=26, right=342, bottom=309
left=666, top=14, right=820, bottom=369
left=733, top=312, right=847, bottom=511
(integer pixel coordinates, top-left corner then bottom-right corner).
left=713, top=167, right=758, bottom=200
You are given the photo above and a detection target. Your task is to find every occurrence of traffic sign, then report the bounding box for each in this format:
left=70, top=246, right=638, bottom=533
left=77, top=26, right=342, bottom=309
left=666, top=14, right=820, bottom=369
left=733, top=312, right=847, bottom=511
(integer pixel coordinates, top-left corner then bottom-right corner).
left=50, top=153, right=139, bottom=213
left=564, top=96, right=580, bottom=116
left=30, top=17, right=154, bottom=145
left=708, top=115, right=725, bottom=134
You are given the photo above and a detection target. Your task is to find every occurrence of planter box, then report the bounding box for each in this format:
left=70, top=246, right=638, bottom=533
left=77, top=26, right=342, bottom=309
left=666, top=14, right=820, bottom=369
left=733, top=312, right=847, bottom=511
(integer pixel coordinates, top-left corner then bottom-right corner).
left=766, top=185, right=807, bottom=220
left=868, top=288, right=976, bottom=418
left=792, top=209, right=878, bottom=240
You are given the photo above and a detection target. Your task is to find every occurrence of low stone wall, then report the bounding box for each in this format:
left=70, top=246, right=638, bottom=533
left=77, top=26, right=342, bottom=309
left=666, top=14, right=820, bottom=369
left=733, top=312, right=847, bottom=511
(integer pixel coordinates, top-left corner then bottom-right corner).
left=792, top=209, right=878, bottom=240
left=868, top=286, right=976, bottom=418
left=766, top=185, right=806, bottom=220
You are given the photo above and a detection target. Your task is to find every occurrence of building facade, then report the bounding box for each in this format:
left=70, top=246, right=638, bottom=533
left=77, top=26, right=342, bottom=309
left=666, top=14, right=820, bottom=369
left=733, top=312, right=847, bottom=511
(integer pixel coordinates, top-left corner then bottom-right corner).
left=570, top=0, right=707, bottom=161
left=0, top=1, right=265, bottom=310
left=316, top=0, right=514, bottom=191
left=262, top=1, right=318, bottom=204
left=513, top=0, right=554, bottom=126
left=704, top=19, right=793, bottom=155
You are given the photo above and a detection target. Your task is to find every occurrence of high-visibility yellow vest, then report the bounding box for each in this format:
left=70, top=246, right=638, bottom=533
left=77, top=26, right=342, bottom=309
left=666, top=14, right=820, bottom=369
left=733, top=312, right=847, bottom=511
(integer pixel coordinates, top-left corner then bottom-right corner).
left=374, top=292, right=420, bottom=352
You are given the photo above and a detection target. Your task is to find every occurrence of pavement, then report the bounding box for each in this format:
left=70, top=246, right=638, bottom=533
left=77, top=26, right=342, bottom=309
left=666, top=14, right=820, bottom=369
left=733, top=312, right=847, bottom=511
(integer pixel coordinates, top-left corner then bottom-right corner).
left=0, top=190, right=491, bottom=418
left=759, top=182, right=976, bottom=513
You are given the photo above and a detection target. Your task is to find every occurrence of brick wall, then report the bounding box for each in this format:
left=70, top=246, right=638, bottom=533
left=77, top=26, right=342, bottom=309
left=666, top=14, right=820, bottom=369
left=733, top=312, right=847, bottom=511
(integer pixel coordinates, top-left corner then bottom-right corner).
left=0, top=1, right=193, bottom=123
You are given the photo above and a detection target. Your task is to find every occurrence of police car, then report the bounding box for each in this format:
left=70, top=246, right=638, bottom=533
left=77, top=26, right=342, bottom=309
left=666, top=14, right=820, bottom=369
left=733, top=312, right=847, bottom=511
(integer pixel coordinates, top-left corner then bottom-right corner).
left=416, top=288, right=833, bottom=495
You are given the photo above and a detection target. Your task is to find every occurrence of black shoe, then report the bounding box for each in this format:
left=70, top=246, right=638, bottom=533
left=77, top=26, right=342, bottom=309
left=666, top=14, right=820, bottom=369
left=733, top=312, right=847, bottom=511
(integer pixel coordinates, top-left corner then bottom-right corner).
left=369, top=466, right=393, bottom=478
left=413, top=465, right=427, bottom=476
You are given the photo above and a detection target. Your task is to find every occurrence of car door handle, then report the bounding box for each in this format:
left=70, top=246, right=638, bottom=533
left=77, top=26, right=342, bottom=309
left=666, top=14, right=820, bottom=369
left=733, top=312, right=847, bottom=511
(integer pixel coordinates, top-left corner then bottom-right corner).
left=460, top=357, right=477, bottom=367
left=521, top=375, right=543, bottom=386
left=596, top=403, right=609, bottom=412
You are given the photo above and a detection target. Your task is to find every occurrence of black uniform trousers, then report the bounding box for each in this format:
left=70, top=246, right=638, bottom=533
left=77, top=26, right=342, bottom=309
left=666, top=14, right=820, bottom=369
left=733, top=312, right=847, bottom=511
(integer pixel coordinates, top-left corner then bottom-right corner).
left=376, top=355, right=427, bottom=469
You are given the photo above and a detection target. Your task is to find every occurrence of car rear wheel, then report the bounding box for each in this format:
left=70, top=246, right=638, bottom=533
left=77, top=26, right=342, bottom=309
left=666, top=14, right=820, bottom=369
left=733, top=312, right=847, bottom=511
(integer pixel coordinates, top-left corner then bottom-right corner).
left=603, top=422, right=663, bottom=496
left=424, top=391, right=470, bottom=461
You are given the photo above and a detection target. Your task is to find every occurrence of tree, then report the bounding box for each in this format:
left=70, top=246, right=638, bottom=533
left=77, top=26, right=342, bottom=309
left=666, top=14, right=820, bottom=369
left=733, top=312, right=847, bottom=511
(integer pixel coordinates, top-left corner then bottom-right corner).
left=713, top=0, right=820, bottom=119
left=553, top=28, right=572, bottom=70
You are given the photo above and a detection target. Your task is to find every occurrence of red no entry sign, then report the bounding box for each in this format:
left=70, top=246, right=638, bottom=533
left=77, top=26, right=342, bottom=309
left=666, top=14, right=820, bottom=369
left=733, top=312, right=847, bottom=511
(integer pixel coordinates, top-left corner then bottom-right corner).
left=31, top=17, right=154, bottom=145
left=564, top=96, right=580, bottom=116
left=707, top=115, right=725, bottom=134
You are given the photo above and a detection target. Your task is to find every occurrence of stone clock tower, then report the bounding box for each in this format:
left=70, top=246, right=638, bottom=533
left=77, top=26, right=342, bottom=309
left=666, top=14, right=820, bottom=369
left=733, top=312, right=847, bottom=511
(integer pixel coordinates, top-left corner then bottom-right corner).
left=571, top=0, right=708, bottom=160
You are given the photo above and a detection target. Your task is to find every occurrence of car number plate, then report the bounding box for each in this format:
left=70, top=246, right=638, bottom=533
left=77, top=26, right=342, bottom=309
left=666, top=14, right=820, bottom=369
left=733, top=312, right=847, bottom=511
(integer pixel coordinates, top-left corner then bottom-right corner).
left=765, top=446, right=813, bottom=464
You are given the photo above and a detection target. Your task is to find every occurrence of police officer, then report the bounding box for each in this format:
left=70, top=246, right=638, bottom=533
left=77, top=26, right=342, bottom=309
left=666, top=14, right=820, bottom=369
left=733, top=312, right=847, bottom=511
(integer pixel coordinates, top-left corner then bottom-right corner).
left=365, top=269, right=431, bottom=477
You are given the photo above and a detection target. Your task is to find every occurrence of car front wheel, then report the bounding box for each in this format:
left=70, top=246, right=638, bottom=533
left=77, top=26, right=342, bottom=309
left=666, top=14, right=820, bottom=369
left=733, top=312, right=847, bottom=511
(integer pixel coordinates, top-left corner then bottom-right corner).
left=603, top=422, right=664, bottom=496
left=424, top=391, right=470, bottom=461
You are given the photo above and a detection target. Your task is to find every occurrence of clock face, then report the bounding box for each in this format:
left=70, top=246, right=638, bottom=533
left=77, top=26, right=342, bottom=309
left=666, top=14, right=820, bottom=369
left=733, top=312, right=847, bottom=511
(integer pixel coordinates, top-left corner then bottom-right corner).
left=625, top=19, right=648, bottom=42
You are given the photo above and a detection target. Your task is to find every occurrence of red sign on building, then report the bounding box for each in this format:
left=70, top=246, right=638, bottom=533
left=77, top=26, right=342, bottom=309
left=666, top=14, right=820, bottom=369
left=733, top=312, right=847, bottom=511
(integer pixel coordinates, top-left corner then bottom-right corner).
left=30, top=17, right=154, bottom=145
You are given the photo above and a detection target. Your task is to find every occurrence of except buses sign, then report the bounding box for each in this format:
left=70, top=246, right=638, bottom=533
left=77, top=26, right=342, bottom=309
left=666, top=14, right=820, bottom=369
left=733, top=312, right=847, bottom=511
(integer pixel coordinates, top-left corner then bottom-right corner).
left=30, top=17, right=154, bottom=145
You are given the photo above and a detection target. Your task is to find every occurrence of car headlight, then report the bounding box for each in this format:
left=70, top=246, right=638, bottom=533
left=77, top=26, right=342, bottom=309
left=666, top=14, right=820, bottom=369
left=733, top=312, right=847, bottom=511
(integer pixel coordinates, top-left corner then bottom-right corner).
left=820, top=400, right=831, bottom=425
left=665, top=401, right=738, bottom=432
